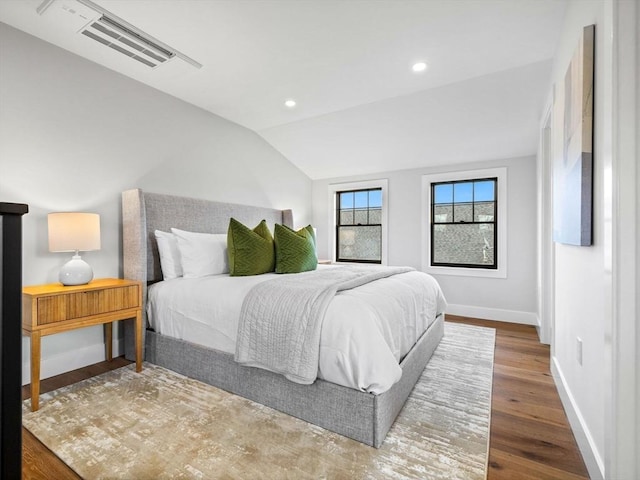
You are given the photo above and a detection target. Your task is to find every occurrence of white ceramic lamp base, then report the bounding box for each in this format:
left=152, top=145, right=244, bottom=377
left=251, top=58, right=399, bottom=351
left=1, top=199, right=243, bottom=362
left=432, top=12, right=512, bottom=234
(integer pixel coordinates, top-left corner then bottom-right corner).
left=59, top=254, right=93, bottom=286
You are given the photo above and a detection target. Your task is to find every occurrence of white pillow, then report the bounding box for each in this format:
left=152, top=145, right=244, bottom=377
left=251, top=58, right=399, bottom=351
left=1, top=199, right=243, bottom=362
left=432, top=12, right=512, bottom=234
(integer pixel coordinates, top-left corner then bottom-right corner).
left=170, top=228, right=229, bottom=278
left=155, top=230, right=183, bottom=280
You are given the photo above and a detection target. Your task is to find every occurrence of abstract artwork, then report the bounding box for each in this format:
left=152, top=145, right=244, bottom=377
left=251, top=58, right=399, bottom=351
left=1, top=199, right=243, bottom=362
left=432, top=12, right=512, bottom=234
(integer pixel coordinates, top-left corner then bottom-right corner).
left=553, top=24, right=595, bottom=246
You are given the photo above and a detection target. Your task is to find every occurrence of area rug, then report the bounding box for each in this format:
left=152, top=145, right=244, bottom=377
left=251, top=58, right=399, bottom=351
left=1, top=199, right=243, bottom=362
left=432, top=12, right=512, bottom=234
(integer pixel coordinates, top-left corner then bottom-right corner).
left=23, top=322, right=495, bottom=480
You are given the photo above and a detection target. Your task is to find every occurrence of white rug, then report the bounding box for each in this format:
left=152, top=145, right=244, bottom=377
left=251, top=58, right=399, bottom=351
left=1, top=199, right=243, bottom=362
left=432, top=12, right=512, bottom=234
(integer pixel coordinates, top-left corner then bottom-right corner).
left=23, top=322, right=495, bottom=479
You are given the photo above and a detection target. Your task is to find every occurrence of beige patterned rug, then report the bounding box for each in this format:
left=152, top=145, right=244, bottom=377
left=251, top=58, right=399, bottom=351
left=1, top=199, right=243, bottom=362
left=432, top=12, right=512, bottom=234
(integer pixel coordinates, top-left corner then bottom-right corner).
left=23, top=322, right=495, bottom=479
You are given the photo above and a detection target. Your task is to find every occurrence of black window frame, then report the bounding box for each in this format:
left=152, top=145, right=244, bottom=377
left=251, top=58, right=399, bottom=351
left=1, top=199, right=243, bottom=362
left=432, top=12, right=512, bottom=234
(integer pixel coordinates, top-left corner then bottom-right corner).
left=335, top=187, right=382, bottom=264
left=430, top=177, right=498, bottom=269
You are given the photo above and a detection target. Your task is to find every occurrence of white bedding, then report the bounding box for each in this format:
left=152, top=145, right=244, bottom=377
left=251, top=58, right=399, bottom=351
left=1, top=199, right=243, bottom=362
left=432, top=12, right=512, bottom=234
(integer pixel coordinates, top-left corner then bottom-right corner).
left=147, top=265, right=447, bottom=394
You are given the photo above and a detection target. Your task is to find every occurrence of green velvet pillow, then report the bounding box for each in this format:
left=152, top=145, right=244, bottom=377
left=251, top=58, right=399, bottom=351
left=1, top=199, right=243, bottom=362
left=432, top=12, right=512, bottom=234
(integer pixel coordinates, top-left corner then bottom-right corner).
left=227, top=218, right=275, bottom=276
left=274, top=224, right=317, bottom=274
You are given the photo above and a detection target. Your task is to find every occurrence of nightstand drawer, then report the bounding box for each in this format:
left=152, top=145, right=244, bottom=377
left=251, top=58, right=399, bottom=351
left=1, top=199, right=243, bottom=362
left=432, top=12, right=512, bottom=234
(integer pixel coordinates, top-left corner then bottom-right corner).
left=36, top=285, right=140, bottom=325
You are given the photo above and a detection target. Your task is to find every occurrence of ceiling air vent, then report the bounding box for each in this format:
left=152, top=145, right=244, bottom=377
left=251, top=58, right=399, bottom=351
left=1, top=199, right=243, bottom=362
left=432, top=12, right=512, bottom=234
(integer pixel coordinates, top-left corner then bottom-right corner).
left=37, top=0, right=202, bottom=70
left=81, top=15, right=174, bottom=68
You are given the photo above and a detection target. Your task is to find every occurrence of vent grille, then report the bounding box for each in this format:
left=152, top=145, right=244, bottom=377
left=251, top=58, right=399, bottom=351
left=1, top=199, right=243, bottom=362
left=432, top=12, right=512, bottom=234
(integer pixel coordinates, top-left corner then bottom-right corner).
left=81, top=15, right=175, bottom=68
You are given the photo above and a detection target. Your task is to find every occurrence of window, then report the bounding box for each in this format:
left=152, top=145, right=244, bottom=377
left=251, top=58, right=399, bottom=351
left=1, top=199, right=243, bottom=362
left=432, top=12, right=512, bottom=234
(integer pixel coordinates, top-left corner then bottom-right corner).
left=336, top=188, right=382, bottom=263
left=422, top=168, right=507, bottom=278
left=328, top=179, right=388, bottom=264
left=431, top=178, right=497, bottom=268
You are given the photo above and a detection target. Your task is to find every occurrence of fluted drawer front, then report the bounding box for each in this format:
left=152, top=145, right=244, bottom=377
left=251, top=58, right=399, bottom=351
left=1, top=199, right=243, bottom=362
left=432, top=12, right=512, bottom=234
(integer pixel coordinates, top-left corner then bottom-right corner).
left=36, top=286, right=139, bottom=325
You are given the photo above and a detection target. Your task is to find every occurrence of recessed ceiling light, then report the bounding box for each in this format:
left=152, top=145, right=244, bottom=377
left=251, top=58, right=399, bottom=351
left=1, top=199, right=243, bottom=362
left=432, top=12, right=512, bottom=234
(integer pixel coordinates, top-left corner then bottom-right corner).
left=284, top=99, right=297, bottom=108
left=412, top=62, right=428, bottom=73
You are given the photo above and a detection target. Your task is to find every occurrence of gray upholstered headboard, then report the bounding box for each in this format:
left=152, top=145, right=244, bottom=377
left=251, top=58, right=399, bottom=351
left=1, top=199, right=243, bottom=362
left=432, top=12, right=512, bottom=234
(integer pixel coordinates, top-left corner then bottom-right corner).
left=121, top=188, right=293, bottom=359
left=122, top=189, right=293, bottom=285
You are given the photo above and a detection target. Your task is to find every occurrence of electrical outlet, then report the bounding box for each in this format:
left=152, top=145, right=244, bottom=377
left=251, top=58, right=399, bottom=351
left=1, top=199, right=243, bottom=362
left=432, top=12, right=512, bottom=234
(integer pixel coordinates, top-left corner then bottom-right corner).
left=577, top=337, right=583, bottom=365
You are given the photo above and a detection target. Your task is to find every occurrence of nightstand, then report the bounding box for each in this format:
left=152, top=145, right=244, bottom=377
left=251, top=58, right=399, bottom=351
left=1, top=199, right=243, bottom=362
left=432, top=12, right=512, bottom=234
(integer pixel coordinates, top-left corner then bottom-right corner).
left=22, top=278, right=143, bottom=411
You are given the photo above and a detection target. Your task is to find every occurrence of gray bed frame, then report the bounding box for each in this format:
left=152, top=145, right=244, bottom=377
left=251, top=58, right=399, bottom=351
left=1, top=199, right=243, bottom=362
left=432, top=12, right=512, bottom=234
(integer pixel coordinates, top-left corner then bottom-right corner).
left=121, top=188, right=444, bottom=448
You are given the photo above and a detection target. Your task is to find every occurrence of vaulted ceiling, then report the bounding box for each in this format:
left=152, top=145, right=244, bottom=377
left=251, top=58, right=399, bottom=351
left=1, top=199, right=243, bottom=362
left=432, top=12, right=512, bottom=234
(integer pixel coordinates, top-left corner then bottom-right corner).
left=0, top=0, right=567, bottom=179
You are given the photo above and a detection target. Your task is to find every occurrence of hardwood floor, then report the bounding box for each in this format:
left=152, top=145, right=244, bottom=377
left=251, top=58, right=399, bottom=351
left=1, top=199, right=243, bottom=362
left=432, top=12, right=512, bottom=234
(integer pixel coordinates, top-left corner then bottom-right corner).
left=447, top=316, right=589, bottom=480
left=21, top=318, right=589, bottom=479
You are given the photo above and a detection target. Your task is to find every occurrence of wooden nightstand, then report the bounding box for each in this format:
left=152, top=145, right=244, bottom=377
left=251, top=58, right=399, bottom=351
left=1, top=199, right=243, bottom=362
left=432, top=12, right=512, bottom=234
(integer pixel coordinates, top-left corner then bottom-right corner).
left=22, top=278, right=143, bottom=411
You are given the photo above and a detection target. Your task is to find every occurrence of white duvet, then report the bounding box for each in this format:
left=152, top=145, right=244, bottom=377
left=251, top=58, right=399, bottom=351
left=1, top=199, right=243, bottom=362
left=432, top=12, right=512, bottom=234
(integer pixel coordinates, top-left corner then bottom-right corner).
left=147, top=265, right=447, bottom=394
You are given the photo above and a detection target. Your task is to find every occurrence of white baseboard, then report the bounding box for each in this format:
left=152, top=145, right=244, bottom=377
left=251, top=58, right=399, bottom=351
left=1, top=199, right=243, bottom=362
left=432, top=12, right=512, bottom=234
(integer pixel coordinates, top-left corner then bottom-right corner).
left=445, top=304, right=539, bottom=325
left=551, top=356, right=604, bottom=480
left=22, top=338, right=123, bottom=386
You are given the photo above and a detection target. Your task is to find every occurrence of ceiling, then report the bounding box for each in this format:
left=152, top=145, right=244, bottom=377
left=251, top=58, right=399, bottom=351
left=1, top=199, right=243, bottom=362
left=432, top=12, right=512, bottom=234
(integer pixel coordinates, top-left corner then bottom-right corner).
left=0, top=0, right=567, bottom=179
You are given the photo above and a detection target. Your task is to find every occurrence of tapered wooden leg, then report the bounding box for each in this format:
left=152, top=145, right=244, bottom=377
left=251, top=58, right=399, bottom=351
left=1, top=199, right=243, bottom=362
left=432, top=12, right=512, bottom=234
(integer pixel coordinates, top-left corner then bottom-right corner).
left=30, top=332, right=41, bottom=411
left=104, top=322, right=113, bottom=361
left=135, top=311, right=142, bottom=373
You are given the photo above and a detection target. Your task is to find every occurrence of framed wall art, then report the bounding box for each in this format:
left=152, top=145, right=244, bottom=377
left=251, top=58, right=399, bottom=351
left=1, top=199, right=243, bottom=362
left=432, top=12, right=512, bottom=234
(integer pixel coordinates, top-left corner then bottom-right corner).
left=553, top=24, right=595, bottom=246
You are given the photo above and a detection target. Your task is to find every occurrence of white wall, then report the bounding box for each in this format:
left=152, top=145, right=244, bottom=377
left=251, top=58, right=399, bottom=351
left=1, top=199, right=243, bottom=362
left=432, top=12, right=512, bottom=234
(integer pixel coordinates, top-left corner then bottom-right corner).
left=312, top=155, right=538, bottom=324
left=547, top=1, right=640, bottom=478
left=545, top=1, right=606, bottom=477
left=0, top=23, right=311, bottom=384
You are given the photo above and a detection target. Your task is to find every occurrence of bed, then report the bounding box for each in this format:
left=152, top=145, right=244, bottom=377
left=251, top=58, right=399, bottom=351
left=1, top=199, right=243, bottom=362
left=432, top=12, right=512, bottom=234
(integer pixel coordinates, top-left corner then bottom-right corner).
left=122, top=188, right=445, bottom=448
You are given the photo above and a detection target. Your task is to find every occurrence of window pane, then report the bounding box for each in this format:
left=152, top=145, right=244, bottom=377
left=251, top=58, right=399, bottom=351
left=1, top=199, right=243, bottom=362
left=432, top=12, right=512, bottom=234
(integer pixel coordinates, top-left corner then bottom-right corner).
left=338, top=226, right=381, bottom=261
left=369, top=208, right=382, bottom=224
left=354, top=191, right=368, bottom=208
left=453, top=203, right=473, bottom=223
left=433, top=205, right=452, bottom=223
left=432, top=224, right=495, bottom=266
left=340, top=210, right=354, bottom=225
left=454, top=182, right=473, bottom=203
left=474, top=181, right=495, bottom=201
left=474, top=201, right=495, bottom=222
left=434, top=184, right=453, bottom=204
left=369, top=190, right=382, bottom=208
left=354, top=209, right=368, bottom=224
left=340, top=192, right=354, bottom=209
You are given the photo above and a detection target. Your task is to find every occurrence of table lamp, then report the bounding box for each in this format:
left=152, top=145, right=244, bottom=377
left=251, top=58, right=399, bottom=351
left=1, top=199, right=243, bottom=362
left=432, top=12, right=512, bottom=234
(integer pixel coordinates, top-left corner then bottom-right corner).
left=48, top=212, right=101, bottom=286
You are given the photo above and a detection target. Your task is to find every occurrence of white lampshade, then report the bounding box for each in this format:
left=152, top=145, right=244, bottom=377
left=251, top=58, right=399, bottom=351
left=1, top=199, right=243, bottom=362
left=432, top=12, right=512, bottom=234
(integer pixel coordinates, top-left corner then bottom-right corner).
left=48, top=212, right=101, bottom=286
left=48, top=212, right=101, bottom=252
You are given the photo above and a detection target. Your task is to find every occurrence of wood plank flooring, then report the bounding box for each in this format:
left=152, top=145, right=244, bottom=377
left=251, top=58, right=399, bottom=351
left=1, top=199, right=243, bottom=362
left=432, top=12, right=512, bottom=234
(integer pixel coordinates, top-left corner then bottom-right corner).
left=446, top=316, right=589, bottom=479
left=21, top=318, right=589, bottom=479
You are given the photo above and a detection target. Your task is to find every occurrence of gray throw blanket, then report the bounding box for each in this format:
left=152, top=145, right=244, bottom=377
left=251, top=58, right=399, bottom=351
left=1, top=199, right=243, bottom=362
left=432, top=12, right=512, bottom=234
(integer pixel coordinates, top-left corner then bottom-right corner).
left=235, top=265, right=414, bottom=384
